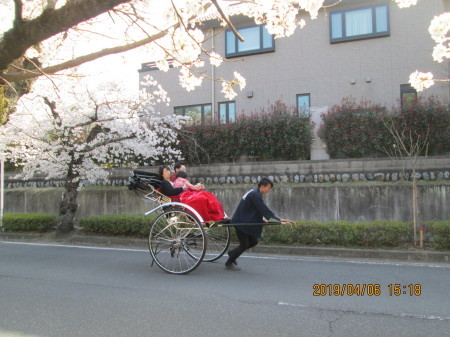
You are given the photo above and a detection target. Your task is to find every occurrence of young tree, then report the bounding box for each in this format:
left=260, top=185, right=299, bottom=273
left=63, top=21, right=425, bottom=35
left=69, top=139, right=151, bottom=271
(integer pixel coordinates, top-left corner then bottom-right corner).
left=0, top=77, right=184, bottom=232
left=383, top=118, right=429, bottom=246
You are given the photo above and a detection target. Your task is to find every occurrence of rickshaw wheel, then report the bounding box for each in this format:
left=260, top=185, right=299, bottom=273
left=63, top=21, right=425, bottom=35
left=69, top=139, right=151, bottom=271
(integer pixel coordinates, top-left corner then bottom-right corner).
left=148, top=208, right=206, bottom=274
left=202, top=224, right=231, bottom=262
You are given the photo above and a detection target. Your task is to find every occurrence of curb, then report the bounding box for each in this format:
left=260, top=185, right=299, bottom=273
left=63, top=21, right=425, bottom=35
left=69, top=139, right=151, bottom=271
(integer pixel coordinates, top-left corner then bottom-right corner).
left=1, top=232, right=449, bottom=264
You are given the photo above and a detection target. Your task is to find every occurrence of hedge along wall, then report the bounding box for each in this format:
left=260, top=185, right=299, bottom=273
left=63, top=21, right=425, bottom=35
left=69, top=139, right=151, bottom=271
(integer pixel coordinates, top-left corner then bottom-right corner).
left=177, top=100, right=313, bottom=164
left=319, top=97, right=450, bottom=159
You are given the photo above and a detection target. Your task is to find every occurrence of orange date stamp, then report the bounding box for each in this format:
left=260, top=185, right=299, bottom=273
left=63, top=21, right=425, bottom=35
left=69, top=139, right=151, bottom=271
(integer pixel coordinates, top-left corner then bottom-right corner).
left=313, top=283, right=422, bottom=296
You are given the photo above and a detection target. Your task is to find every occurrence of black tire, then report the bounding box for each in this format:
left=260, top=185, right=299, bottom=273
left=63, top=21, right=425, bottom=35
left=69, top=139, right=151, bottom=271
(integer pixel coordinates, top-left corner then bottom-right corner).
left=148, top=209, right=206, bottom=274
left=202, top=224, right=231, bottom=262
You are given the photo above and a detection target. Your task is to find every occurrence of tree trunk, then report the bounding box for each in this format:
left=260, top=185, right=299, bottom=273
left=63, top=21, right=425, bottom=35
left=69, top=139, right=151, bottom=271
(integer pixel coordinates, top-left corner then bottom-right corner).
left=57, top=153, right=82, bottom=233
left=412, top=169, right=418, bottom=246
left=57, top=180, right=80, bottom=233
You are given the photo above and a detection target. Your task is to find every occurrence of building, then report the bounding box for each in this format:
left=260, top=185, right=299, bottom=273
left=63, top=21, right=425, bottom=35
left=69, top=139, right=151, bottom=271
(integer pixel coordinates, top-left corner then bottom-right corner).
left=139, top=0, right=450, bottom=159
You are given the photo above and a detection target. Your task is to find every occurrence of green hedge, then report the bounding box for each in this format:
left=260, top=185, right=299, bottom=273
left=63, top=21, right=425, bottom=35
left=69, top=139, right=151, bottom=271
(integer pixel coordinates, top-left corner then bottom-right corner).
left=78, top=214, right=157, bottom=237
left=2, top=213, right=56, bottom=232
left=261, top=220, right=412, bottom=247
left=426, top=220, right=450, bottom=250
left=178, top=100, right=313, bottom=164
left=318, top=97, right=450, bottom=159
left=3, top=213, right=449, bottom=250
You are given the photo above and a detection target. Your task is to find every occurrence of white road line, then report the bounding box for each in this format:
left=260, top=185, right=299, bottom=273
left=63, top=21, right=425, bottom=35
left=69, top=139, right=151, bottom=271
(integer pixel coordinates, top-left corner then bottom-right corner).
left=0, top=241, right=147, bottom=252
left=244, top=254, right=450, bottom=269
left=1, top=240, right=449, bottom=269
left=278, top=302, right=450, bottom=321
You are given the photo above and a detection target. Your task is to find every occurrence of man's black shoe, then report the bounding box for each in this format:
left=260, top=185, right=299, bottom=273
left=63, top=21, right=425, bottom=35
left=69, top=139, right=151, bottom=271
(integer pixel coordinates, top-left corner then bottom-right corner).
left=227, top=252, right=238, bottom=265
left=225, top=262, right=241, bottom=271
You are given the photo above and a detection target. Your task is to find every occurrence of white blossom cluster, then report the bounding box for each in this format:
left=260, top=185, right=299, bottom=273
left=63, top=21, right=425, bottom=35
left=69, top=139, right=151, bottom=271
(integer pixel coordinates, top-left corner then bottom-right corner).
left=409, top=71, right=434, bottom=92
left=222, top=71, right=247, bottom=100
left=428, top=12, right=450, bottom=63
left=0, top=77, right=183, bottom=186
left=409, top=10, right=449, bottom=91
left=393, top=0, right=418, bottom=8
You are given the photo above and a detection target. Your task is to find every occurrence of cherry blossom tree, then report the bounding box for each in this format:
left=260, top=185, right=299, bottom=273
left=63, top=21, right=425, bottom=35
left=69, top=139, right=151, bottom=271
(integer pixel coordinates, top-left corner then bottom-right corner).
left=0, top=76, right=183, bottom=232
left=2, top=0, right=441, bottom=123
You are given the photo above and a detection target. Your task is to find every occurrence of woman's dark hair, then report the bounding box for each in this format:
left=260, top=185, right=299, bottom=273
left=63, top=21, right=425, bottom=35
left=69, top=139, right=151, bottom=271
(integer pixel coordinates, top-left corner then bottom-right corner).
left=258, top=177, right=274, bottom=188
left=174, top=162, right=184, bottom=170
left=176, top=170, right=188, bottom=179
left=159, top=165, right=170, bottom=179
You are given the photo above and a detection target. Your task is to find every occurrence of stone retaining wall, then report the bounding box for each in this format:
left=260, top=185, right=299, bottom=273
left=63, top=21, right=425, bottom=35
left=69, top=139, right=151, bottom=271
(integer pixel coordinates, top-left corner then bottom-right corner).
left=4, top=156, right=450, bottom=188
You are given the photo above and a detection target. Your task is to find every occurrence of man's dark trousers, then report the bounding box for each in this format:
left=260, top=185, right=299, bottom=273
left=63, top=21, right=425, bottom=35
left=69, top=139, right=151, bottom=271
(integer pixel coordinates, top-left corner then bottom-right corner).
left=227, top=229, right=258, bottom=264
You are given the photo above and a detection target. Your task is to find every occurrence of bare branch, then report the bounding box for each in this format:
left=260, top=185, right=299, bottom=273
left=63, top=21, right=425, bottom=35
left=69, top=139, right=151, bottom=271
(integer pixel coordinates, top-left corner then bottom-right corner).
left=42, top=96, right=61, bottom=127
left=80, top=134, right=136, bottom=153
left=210, top=0, right=244, bottom=42
left=13, top=0, right=23, bottom=25
left=1, top=26, right=175, bottom=83
left=0, top=0, right=132, bottom=74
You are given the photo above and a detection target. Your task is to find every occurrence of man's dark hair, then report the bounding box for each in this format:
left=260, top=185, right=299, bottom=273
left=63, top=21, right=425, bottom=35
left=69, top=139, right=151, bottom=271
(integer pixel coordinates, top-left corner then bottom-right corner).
left=176, top=170, right=188, bottom=179
left=174, top=162, right=184, bottom=170
left=258, top=177, right=273, bottom=188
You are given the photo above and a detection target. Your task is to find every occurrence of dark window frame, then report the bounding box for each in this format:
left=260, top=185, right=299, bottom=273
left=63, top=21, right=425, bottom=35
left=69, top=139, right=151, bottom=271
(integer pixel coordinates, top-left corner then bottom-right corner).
left=329, top=3, right=390, bottom=44
left=218, top=101, right=236, bottom=124
left=400, top=84, right=417, bottom=108
left=139, top=59, right=174, bottom=72
left=174, top=103, right=212, bottom=125
left=225, top=24, right=275, bottom=58
left=296, top=94, right=311, bottom=116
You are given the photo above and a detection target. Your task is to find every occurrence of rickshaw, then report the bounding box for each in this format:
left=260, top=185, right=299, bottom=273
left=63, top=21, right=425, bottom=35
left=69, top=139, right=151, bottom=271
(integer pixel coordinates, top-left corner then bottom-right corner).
left=128, top=170, right=278, bottom=275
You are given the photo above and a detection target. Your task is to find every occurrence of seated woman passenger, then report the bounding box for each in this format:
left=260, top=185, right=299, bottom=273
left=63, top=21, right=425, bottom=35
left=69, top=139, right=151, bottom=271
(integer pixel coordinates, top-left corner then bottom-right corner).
left=173, top=171, right=204, bottom=191
left=159, top=165, right=226, bottom=222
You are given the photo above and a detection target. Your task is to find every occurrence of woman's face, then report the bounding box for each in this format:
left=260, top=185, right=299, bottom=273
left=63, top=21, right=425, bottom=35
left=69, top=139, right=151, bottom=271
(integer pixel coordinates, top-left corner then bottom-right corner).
left=162, top=168, right=171, bottom=180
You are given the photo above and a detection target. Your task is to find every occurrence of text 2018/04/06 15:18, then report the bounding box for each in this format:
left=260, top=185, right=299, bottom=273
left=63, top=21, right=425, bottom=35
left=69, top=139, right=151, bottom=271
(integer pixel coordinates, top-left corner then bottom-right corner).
left=313, top=284, right=422, bottom=296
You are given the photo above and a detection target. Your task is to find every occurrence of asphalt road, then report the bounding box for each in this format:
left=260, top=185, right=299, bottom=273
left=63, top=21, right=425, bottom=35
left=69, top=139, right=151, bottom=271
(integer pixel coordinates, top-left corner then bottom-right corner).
left=0, top=241, right=449, bottom=337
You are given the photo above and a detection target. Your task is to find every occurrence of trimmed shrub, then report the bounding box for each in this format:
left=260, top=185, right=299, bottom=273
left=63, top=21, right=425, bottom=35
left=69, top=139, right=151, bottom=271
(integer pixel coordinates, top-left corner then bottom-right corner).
left=262, top=220, right=414, bottom=248
left=391, top=97, right=450, bottom=156
left=78, top=214, right=156, bottom=237
left=319, top=97, right=450, bottom=159
left=426, top=220, right=450, bottom=250
left=2, top=213, right=56, bottom=232
left=318, top=98, right=390, bottom=159
left=178, top=99, right=313, bottom=164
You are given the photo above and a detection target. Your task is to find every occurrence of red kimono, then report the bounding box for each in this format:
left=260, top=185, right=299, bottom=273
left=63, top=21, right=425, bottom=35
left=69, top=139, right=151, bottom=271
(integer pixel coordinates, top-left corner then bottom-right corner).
left=160, top=179, right=225, bottom=222
left=180, top=190, right=225, bottom=222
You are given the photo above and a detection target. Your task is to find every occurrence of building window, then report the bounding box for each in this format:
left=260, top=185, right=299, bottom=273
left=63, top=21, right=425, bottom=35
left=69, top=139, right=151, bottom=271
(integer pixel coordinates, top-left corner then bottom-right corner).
left=400, top=84, right=417, bottom=108
left=330, top=3, right=389, bottom=43
left=174, top=104, right=212, bottom=125
left=297, top=94, right=310, bottom=115
left=226, top=24, right=275, bottom=58
left=139, top=59, right=174, bottom=72
left=218, top=101, right=236, bottom=124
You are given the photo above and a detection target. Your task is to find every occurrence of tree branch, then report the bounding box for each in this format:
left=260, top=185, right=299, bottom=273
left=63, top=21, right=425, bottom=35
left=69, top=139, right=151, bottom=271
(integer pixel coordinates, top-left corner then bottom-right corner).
left=13, top=0, right=23, bottom=26
left=80, top=134, right=136, bottom=153
left=42, top=96, right=61, bottom=127
left=0, top=0, right=132, bottom=74
left=210, top=0, right=244, bottom=42
left=1, top=26, right=175, bottom=83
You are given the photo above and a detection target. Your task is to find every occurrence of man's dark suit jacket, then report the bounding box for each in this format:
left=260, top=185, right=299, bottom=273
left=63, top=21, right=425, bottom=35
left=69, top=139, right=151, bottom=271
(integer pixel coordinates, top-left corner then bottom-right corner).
left=231, top=188, right=280, bottom=238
